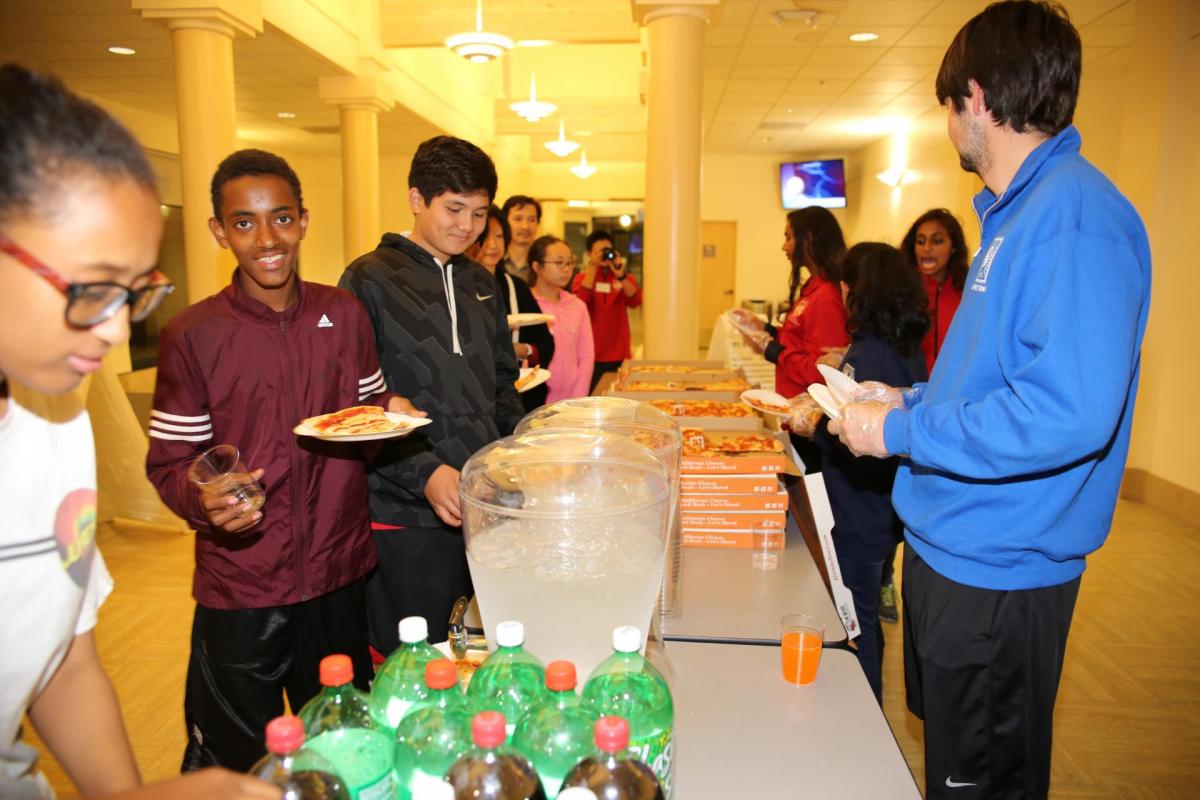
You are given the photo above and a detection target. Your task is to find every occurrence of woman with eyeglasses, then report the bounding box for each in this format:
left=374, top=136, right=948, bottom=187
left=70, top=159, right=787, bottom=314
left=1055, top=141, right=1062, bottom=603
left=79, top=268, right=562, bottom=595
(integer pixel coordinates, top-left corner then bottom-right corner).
left=0, top=65, right=277, bottom=799
left=471, top=205, right=555, bottom=411
left=529, top=235, right=593, bottom=402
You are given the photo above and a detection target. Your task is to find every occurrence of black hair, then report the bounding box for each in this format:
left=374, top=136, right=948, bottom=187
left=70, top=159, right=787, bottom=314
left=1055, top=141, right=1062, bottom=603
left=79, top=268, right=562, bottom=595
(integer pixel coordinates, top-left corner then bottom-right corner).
left=936, top=0, right=1081, bottom=136
left=502, top=194, right=542, bottom=222
left=474, top=203, right=512, bottom=253
left=529, top=234, right=566, bottom=269
left=785, top=206, right=846, bottom=309
left=585, top=229, right=614, bottom=251
left=900, top=208, right=970, bottom=292
left=842, top=243, right=929, bottom=358
left=409, top=135, right=498, bottom=204
left=0, top=64, right=157, bottom=223
left=210, top=148, right=303, bottom=220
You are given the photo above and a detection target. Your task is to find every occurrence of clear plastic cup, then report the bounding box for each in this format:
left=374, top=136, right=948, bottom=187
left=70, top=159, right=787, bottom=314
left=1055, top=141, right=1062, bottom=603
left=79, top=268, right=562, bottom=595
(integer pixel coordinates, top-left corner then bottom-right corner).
left=188, top=444, right=265, bottom=514
left=751, top=521, right=780, bottom=571
left=780, top=614, right=825, bottom=685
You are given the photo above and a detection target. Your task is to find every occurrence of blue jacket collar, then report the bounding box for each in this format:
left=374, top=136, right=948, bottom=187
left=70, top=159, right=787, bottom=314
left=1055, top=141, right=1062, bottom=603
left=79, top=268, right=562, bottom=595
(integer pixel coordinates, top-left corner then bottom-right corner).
left=973, top=125, right=1082, bottom=222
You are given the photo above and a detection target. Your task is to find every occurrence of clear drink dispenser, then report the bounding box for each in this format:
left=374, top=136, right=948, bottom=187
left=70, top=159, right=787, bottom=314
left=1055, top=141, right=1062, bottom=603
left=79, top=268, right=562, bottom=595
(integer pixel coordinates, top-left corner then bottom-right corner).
left=460, top=428, right=671, bottom=681
left=515, top=397, right=684, bottom=622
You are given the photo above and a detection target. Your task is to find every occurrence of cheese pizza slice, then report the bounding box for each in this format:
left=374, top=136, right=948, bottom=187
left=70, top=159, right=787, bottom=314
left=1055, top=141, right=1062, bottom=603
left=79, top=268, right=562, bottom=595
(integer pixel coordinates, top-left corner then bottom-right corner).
left=302, top=405, right=402, bottom=436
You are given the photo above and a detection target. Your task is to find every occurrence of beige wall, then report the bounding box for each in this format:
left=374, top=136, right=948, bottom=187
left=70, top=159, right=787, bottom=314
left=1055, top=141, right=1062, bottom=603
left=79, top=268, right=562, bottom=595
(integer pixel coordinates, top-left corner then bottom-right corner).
left=1117, top=0, right=1200, bottom=496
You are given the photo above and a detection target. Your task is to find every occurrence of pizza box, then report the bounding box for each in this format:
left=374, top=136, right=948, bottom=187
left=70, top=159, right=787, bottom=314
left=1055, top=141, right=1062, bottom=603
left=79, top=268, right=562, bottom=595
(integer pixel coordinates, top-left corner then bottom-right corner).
left=679, top=473, right=783, bottom=495
left=621, top=359, right=738, bottom=381
left=682, top=528, right=786, bottom=550
left=647, top=399, right=762, bottom=432
left=679, top=429, right=787, bottom=475
left=609, top=386, right=748, bottom=403
left=680, top=488, right=789, bottom=512
left=681, top=509, right=787, bottom=532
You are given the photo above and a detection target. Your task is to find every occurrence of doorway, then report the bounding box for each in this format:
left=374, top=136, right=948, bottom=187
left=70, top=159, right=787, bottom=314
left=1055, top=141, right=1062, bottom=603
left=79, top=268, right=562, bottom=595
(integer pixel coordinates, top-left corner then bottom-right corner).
left=699, top=221, right=737, bottom=346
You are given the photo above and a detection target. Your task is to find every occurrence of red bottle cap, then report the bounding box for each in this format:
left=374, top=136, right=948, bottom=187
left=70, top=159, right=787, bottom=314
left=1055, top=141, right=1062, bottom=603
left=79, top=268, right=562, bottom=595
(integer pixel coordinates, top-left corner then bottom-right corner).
left=545, top=660, right=577, bottom=692
left=595, top=716, right=629, bottom=753
left=319, top=654, right=353, bottom=687
left=426, top=658, right=459, bottom=690
left=265, top=715, right=304, bottom=754
left=472, top=710, right=507, bottom=748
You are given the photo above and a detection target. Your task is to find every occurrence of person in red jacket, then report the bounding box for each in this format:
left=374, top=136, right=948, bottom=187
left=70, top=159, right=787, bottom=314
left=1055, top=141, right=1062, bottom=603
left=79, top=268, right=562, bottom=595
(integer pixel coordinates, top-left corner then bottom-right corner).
left=900, top=208, right=969, bottom=375
left=145, top=150, right=420, bottom=773
left=737, top=207, right=849, bottom=471
left=573, top=229, right=643, bottom=393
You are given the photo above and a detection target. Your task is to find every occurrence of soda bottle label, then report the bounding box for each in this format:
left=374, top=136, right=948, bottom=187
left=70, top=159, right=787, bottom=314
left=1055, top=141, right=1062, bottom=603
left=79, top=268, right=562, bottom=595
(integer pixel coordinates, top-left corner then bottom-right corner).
left=628, top=728, right=673, bottom=796
left=306, top=729, right=397, bottom=800
left=357, top=776, right=397, bottom=800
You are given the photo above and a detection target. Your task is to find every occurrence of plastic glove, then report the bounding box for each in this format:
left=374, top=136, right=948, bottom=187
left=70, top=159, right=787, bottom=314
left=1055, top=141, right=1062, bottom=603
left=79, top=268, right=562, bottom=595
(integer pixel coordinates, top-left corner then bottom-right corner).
left=817, top=346, right=847, bottom=369
left=784, top=393, right=823, bottom=438
left=726, top=308, right=765, bottom=335
left=740, top=329, right=772, bottom=354
left=828, top=400, right=891, bottom=458
left=851, top=381, right=906, bottom=408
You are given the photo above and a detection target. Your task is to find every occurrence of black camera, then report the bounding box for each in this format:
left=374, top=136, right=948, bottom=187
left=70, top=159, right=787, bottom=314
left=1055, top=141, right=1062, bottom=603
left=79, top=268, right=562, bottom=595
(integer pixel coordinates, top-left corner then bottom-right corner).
left=602, top=247, right=617, bottom=262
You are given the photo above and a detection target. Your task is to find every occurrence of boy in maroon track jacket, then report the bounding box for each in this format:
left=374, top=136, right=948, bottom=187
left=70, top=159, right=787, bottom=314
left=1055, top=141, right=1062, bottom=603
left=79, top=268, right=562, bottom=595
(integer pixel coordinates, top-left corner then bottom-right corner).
left=146, top=150, right=420, bottom=772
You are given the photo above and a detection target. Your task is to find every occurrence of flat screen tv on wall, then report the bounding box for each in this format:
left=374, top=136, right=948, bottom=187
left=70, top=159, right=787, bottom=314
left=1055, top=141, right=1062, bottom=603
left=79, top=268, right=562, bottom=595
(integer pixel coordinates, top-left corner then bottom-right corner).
left=780, top=158, right=847, bottom=209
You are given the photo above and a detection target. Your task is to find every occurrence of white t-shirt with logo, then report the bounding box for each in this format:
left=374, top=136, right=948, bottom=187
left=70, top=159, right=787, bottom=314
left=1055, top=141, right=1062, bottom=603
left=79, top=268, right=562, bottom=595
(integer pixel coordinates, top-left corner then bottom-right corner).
left=0, top=386, right=112, bottom=797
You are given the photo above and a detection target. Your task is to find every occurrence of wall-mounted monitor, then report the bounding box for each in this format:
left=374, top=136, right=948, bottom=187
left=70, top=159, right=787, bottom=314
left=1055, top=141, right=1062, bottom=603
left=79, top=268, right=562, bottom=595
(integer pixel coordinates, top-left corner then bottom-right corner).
left=780, top=159, right=847, bottom=209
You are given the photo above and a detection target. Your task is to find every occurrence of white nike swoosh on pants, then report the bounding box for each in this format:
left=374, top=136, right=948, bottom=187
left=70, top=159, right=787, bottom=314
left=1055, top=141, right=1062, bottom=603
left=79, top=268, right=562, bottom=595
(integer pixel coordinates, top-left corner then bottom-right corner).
left=945, top=777, right=978, bottom=788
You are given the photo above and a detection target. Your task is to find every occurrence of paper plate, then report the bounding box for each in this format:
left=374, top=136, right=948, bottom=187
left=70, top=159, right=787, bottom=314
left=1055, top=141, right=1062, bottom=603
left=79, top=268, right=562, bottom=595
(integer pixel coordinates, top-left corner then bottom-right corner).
left=515, top=367, right=551, bottom=393
left=807, top=383, right=843, bottom=421
left=740, top=389, right=791, bottom=418
left=507, top=312, right=554, bottom=327
left=817, top=363, right=860, bottom=406
left=292, top=412, right=432, bottom=442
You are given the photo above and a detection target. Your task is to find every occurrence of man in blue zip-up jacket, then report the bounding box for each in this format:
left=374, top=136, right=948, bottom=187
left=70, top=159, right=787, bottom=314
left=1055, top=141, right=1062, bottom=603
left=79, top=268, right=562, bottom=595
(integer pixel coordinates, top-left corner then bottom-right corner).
left=832, top=3, right=1151, bottom=798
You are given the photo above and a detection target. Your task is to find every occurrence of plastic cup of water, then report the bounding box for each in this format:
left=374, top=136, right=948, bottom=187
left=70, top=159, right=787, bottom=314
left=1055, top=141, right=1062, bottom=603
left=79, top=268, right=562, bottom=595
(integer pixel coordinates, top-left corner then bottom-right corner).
left=188, top=444, right=265, bottom=515
left=751, top=522, right=780, bottom=571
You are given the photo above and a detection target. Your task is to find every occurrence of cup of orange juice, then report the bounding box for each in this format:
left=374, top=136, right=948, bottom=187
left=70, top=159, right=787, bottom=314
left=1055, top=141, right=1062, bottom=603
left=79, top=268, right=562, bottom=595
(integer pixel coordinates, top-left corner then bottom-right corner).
left=780, top=614, right=825, bottom=685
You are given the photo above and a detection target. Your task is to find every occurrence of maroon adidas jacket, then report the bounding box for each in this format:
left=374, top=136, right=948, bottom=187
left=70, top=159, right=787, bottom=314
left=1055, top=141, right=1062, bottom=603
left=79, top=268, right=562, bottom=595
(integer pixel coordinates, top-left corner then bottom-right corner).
left=146, top=273, right=395, bottom=609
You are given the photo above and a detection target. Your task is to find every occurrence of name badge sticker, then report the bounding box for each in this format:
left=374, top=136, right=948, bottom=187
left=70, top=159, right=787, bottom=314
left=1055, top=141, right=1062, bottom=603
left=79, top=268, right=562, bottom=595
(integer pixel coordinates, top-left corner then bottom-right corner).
left=595, top=282, right=612, bottom=294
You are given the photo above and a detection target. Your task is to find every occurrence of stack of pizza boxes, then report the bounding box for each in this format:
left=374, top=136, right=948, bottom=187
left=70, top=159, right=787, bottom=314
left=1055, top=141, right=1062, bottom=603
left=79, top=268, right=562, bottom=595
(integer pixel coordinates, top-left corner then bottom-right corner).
left=609, top=361, right=789, bottom=549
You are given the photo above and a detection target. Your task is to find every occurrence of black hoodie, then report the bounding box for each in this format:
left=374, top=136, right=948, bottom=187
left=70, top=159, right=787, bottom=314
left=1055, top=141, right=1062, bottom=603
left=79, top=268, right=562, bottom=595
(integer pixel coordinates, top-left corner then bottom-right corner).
left=340, top=233, right=524, bottom=527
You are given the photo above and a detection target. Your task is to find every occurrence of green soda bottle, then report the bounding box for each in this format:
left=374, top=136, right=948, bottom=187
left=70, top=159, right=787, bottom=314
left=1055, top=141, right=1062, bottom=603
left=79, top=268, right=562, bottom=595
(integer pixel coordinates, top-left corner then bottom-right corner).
left=394, top=659, right=474, bottom=800
left=581, top=627, right=674, bottom=796
left=298, top=654, right=397, bottom=800
left=370, top=616, right=443, bottom=733
left=466, top=621, right=548, bottom=738
left=512, top=661, right=599, bottom=798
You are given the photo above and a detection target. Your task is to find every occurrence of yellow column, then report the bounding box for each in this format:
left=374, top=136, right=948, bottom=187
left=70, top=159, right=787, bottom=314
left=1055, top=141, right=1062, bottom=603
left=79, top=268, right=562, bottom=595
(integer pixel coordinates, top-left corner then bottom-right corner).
left=636, top=1, right=715, bottom=359
left=320, top=76, right=394, bottom=264
left=135, top=3, right=262, bottom=304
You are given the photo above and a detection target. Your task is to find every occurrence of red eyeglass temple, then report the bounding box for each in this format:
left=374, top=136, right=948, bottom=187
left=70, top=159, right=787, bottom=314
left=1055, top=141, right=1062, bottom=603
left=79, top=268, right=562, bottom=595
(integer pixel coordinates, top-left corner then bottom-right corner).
left=0, top=234, right=72, bottom=293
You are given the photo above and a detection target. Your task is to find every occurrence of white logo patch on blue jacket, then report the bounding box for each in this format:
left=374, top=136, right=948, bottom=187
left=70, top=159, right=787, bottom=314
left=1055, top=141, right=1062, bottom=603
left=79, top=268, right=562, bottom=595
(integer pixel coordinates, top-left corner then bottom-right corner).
left=971, top=236, right=1004, bottom=293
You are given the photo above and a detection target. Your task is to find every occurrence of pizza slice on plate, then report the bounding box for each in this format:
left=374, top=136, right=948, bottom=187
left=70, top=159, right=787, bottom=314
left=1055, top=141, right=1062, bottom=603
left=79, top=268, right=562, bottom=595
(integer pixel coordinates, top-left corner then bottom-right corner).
left=302, top=405, right=403, bottom=436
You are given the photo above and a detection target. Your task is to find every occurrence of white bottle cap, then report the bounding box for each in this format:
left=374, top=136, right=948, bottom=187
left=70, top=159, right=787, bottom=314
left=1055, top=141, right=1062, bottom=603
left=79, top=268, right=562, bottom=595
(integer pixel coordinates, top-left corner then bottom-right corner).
left=557, top=789, right=599, bottom=800
left=398, top=616, right=428, bottom=644
left=496, top=620, right=525, bottom=648
left=612, top=625, right=642, bottom=653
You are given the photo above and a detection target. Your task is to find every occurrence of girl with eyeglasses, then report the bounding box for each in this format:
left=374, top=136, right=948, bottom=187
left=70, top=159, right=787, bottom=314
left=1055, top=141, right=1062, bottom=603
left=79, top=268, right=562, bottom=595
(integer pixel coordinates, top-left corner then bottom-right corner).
left=530, top=235, right=593, bottom=401
left=0, top=64, right=277, bottom=799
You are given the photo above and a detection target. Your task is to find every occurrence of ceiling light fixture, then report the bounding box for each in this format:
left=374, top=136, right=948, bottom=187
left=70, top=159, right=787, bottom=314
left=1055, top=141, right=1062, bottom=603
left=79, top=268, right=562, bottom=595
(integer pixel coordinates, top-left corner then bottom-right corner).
left=510, top=73, right=556, bottom=122
left=570, top=149, right=597, bottom=179
left=876, top=167, right=907, bottom=187
left=619, top=214, right=632, bottom=227
left=445, top=0, right=513, bottom=64
left=567, top=200, right=591, bottom=208
left=107, top=46, right=136, bottom=55
left=849, top=32, right=879, bottom=42
left=277, top=111, right=296, bottom=119
left=543, top=119, right=580, bottom=157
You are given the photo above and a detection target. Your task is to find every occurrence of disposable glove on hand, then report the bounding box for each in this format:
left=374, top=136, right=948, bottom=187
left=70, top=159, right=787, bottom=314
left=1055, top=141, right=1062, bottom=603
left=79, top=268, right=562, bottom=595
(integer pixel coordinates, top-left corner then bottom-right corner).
left=740, top=329, right=772, bottom=354
left=784, top=394, right=823, bottom=438
left=828, top=400, right=891, bottom=458
left=852, top=381, right=907, bottom=408
left=727, top=308, right=766, bottom=335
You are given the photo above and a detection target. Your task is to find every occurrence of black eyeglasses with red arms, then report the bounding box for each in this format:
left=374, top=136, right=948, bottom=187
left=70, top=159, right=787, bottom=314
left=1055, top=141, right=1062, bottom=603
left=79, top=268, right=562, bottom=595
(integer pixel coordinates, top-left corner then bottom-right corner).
left=0, top=233, right=175, bottom=327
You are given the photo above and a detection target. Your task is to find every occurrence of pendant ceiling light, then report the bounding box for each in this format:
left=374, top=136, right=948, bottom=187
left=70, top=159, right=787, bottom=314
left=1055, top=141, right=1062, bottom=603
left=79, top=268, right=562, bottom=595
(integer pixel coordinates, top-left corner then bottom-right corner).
left=543, top=119, right=580, bottom=157
left=570, top=148, right=597, bottom=179
left=510, top=73, right=557, bottom=122
left=445, top=0, right=513, bottom=64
